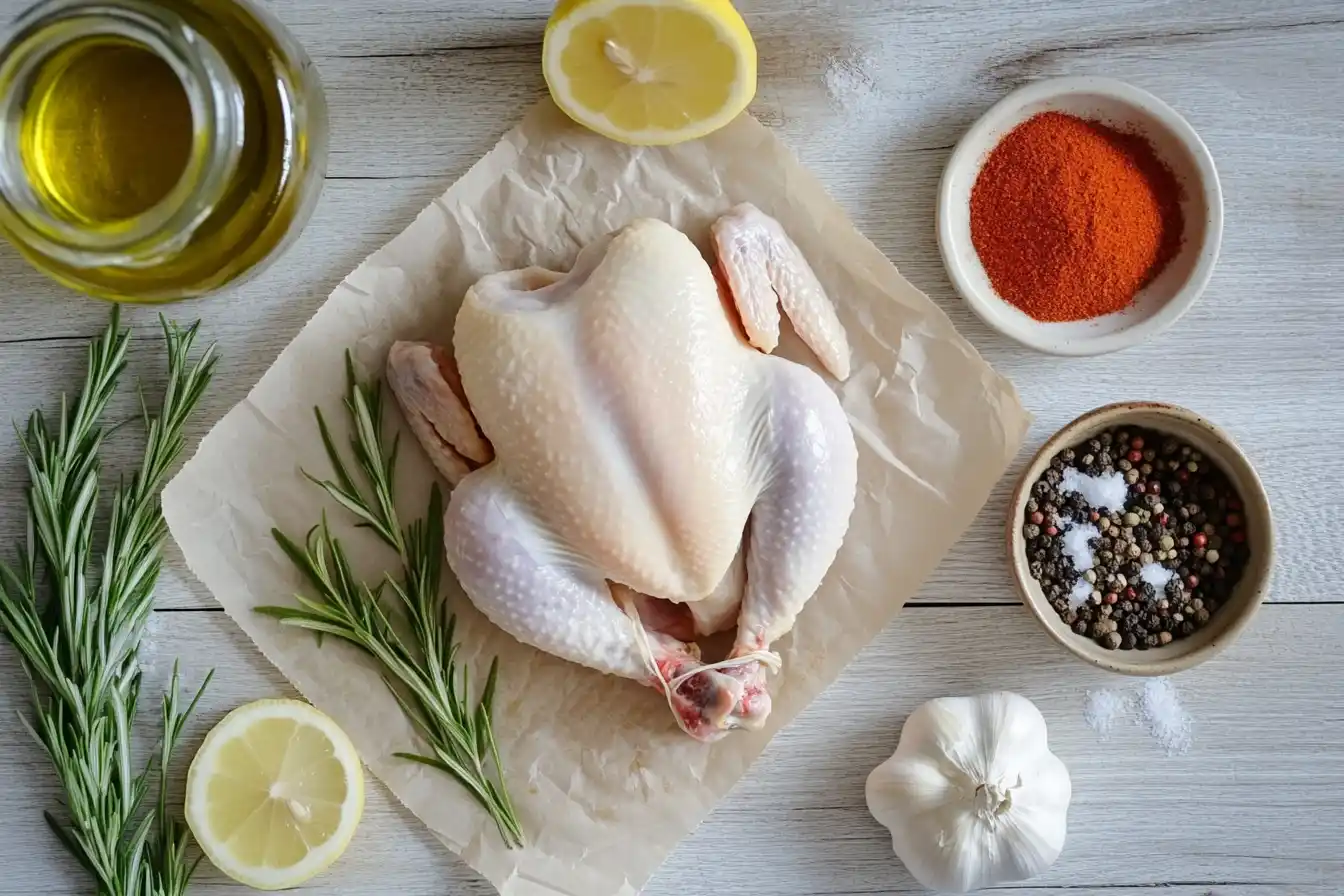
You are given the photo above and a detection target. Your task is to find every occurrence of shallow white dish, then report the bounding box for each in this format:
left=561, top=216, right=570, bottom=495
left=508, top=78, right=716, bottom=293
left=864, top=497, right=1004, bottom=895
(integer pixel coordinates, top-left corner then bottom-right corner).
left=937, top=76, right=1223, bottom=355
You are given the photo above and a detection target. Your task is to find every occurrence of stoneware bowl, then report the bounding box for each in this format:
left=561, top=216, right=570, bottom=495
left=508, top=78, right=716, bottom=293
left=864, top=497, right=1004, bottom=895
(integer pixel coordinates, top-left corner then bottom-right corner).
left=1007, top=403, right=1274, bottom=675
left=938, top=76, right=1223, bottom=355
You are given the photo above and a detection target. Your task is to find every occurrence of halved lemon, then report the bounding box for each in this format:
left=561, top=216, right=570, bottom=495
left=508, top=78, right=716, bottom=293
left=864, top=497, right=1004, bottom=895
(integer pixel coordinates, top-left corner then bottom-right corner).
left=543, top=0, right=757, bottom=146
left=185, top=699, right=365, bottom=891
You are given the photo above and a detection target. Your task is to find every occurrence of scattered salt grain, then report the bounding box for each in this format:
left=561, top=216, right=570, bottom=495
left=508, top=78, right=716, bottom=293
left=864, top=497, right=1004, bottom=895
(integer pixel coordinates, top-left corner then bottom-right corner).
left=1140, top=677, right=1193, bottom=755
left=1067, top=578, right=1093, bottom=610
left=823, top=53, right=882, bottom=114
left=1083, top=688, right=1130, bottom=739
left=1081, top=679, right=1195, bottom=755
left=1061, top=522, right=1099, bottom=572
left=1138, top=562, right=1175, bottom=592
left=1060, top=467, right=1128, bottom=512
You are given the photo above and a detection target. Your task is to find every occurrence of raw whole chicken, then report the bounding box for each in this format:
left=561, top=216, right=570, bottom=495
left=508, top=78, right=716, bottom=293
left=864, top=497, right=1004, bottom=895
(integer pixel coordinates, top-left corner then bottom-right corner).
left=388, top=204, right=857, bottom=742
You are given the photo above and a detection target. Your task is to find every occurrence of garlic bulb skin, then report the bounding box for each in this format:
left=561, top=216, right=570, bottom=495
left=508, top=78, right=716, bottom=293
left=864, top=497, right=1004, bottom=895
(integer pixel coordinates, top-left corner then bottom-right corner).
left=865, top=692, right=1071, bottom=894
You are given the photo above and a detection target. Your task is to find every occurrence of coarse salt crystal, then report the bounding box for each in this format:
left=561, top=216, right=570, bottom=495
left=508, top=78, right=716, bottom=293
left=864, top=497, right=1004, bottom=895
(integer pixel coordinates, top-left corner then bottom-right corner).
left=1061, top=522, right=1099, bottom=572
left=1084, top=688, right=1130, bottom=738
left=1060, top=467, right=1129, bottom=512
left=1138, top=562, right=1175, bottom=593
left=1140, top=677, right=1193, bottom=755
left=1068, top=577, right=1093, bottom=610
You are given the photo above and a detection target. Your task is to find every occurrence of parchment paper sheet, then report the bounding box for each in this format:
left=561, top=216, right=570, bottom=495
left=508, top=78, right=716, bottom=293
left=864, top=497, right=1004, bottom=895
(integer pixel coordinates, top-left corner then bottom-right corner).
left=163, top=100, right=1029, bottom=896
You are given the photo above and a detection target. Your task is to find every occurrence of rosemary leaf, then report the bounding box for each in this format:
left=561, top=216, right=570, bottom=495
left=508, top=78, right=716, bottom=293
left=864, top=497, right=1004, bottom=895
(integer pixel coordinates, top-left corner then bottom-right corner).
left=259, top=352, right=523, bottom=847
left=0, top=308, right=218, bottom=896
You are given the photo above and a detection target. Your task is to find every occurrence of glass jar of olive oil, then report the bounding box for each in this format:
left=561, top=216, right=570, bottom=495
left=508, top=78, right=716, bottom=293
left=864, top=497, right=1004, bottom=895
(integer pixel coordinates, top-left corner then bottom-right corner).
left=0, top=0, right=327, bottom=301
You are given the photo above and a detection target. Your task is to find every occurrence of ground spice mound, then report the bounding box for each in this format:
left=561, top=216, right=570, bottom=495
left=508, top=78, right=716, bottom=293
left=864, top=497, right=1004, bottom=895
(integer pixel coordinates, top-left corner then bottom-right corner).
left=970, top=111, right=1185, bottom=322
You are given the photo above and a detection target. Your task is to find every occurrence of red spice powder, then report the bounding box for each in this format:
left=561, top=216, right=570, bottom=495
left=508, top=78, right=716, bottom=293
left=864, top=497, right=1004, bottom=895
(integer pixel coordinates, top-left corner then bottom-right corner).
left=969, top=111, right=1185, bottom=322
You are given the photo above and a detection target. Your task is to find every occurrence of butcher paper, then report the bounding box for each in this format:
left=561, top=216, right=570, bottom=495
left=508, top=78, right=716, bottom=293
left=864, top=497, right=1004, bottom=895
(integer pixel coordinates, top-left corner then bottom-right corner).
left=162, top=100, right=1029, bottom=896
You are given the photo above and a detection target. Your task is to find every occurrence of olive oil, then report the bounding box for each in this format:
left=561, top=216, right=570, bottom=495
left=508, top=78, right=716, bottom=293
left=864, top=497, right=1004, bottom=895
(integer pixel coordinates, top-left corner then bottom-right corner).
left=21, top=39, right=194, bottom=225
left=0, top=0, right=327, bottom=302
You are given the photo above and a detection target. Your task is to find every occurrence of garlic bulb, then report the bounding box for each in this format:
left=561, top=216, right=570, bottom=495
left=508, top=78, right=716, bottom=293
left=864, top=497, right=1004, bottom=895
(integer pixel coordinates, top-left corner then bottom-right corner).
left=865, top=692, right=1071, bottom=894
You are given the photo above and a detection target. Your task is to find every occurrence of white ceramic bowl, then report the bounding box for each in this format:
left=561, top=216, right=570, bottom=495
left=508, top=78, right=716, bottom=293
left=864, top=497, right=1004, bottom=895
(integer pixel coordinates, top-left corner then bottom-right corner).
left=937, top=77, right=1223, bottom=355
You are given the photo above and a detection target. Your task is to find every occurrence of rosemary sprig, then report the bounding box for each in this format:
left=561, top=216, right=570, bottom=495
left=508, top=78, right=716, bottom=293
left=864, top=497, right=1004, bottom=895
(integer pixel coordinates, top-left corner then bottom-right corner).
left=0, top=307, right=217, bottom=896
left=256, top=354, right=523, bottom=847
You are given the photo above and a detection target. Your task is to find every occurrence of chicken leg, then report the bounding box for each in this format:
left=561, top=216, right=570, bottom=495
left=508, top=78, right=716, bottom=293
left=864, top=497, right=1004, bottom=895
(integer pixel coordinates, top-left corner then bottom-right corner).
left=716, top=362, right=858, bottom=727
left=445, top=467, right=752, bottom=741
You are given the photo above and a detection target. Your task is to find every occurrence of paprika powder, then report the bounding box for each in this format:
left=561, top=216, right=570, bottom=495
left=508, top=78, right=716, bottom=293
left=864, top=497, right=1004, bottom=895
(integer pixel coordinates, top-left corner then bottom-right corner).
left=969, top=111, right=1184, bottom=322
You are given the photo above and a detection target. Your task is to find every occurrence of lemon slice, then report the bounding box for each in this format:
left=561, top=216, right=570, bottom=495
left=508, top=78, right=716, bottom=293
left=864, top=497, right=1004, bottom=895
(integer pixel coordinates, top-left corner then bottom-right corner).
left=543, top=0, right=757, bottom=145
left=185, top=699, right=365, bottom=891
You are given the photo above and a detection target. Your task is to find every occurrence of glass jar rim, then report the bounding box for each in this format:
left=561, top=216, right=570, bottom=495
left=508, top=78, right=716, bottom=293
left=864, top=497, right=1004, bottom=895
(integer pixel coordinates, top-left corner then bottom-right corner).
left=0, top=0, right=245, bottom=267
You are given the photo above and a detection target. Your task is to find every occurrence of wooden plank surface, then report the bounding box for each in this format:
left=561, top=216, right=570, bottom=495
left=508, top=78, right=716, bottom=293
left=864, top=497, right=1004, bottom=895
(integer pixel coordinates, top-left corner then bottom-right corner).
left=4, top=606, right=1343, bottom=895
left=1, top=0, right=1342, bottom=893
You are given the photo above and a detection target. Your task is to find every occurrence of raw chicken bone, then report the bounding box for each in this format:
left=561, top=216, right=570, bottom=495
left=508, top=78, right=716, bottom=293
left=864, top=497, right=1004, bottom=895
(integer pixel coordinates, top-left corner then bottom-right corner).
left=389, top=204, right=858, bottom=742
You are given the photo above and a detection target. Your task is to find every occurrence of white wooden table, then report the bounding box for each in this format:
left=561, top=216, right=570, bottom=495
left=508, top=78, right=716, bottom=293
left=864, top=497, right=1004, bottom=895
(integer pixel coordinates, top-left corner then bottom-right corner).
left=3, top=1, right=1343, bottom=894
